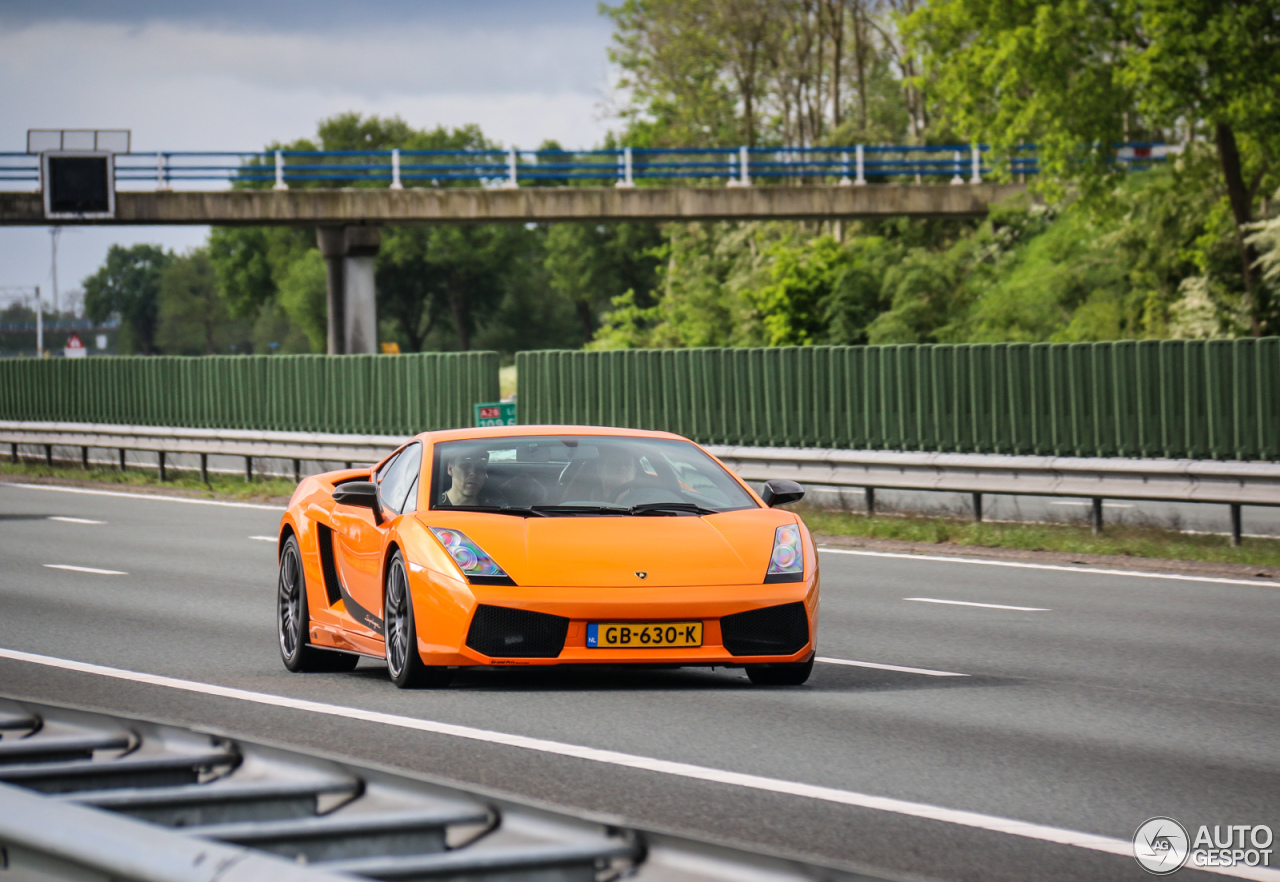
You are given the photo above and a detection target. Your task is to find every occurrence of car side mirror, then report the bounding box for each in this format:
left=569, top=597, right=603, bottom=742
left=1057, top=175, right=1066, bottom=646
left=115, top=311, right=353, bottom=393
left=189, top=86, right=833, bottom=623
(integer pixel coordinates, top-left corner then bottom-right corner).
left=761, top=479, right=804, bottom=508
left=333, top=480, right=384, bottom=525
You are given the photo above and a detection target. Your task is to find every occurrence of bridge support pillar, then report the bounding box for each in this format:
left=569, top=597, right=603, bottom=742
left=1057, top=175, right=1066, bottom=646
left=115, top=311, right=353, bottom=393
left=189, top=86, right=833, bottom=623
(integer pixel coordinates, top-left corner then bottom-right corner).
left=317, top=226, right=381, bottom=355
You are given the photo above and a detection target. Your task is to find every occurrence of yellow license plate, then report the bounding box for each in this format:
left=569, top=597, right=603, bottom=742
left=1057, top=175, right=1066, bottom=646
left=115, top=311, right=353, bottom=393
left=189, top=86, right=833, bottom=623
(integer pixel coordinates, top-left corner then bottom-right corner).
left=586, top=621, right=703, bottom=649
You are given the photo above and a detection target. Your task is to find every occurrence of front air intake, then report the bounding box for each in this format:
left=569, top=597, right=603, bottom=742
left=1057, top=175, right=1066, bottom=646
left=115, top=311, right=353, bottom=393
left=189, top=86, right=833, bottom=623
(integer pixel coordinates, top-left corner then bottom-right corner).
left=465, top=605, right=569, bottom=658
left=720, top=602, right=809, bottom=657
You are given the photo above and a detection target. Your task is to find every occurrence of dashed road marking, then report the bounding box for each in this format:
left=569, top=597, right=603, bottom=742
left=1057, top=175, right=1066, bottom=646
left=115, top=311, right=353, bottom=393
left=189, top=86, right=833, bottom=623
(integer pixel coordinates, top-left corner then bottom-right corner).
left=818, top=547, right=1278, bottom=589
left=6, top=483, right=282, bottom=511
left=906, top=597, right=1049, bottom=612
left=43, top=564, right=127, bottom=576
left=48, top=516, right=105, bottom=525
left=816, top=656, right=968, bottom=677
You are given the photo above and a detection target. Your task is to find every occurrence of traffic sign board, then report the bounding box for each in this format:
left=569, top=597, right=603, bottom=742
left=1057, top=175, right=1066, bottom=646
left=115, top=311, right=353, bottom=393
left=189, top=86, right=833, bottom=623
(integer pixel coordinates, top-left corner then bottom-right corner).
left=475, top=402, right=516, bottom=427
left=64, top=333, right=86, bottom=359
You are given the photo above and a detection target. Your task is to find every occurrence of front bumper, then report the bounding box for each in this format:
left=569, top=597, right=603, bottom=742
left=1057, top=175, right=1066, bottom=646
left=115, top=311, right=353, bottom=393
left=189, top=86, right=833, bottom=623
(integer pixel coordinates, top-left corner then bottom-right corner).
left=412, top=570, right=820, bottom=667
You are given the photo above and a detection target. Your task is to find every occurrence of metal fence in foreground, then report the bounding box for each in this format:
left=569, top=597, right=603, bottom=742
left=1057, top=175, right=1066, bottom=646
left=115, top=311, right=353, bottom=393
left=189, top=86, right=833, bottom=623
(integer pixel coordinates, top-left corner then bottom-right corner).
left=0, top=697, right=896, bottom=882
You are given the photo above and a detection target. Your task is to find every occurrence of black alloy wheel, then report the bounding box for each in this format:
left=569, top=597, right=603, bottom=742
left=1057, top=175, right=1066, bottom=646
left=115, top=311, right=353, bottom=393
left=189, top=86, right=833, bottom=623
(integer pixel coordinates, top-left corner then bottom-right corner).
left=278, top=535, right=358, bottom=673
left=745, top=656, right=814, bottom=686
left=385, top=550, right=453, bottom=689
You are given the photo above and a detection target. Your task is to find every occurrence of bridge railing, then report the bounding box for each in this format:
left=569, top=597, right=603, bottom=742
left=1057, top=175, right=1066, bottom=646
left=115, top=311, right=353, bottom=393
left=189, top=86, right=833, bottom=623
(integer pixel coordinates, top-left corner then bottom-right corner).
left=0, top=143, right=1174, bottom=190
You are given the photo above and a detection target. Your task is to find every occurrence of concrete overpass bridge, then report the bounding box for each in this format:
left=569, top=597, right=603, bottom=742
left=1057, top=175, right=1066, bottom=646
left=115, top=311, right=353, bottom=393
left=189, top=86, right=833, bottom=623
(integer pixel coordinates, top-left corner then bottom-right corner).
left=4, top=139, right=1164, bottom=353
left=0, top=181, right=1025, bottom=227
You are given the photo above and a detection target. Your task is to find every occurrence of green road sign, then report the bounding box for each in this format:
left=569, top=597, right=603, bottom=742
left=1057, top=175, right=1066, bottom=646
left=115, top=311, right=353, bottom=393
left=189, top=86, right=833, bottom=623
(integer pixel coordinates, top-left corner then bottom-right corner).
left=475, top=401, right=517, bottom=427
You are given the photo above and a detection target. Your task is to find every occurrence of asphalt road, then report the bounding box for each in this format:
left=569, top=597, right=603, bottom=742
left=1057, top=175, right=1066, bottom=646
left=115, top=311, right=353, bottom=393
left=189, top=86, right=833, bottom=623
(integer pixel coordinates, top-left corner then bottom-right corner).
left=1, top=479, right=1278, bottom=882
left=22, top=442, right=1280, bottom=538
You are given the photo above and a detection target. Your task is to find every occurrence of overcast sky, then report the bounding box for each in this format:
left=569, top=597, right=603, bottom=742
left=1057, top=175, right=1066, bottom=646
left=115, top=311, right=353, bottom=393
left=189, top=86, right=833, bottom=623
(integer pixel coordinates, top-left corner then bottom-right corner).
left=0, top=0, right=617, bottom=311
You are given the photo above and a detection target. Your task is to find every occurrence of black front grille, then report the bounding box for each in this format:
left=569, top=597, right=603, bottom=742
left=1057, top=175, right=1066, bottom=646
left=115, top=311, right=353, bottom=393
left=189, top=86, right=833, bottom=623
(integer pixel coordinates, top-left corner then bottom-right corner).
left=466, top=605, right=569, bottom=658
left=720, top=602, right=809, bottom=657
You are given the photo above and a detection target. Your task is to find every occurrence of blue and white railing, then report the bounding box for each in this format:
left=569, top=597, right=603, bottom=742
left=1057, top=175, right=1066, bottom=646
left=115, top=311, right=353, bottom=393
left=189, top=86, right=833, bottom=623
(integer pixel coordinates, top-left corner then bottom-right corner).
left=0, top=143, right=1174, bottom=190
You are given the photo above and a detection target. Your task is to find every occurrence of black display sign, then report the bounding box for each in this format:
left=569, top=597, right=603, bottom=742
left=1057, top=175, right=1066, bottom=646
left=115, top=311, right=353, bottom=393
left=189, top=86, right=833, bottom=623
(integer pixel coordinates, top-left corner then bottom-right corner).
left=47, top=155, right=112, bottom=215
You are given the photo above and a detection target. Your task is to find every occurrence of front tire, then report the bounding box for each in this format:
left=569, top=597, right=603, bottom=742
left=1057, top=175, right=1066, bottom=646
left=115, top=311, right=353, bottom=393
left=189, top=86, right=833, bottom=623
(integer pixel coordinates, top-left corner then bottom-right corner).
left=385, top=551, right=453, bottom=689
left=278, top=535, right=358, bottom=673
left=745, top=656, right=814, bottom=686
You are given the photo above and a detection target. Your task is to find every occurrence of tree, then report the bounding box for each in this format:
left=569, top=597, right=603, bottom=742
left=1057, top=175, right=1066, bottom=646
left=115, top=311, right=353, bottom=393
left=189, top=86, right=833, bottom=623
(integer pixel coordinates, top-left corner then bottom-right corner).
left=604, top=0, right=936, bottom=148
left=156, top=250, right=251, bottom=355
left=544, top=222, right=663, bottom=341
left=906, top=0, right=1280, bottom=333
left=83, top=244, right=173, bottom=354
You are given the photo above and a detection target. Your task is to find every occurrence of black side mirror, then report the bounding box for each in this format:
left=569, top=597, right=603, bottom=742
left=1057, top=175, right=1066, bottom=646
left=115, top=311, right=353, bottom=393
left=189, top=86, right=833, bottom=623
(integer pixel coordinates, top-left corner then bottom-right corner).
left=333, top=480, right=383, bottom=525
left=761, top=479, right=805, bottom=508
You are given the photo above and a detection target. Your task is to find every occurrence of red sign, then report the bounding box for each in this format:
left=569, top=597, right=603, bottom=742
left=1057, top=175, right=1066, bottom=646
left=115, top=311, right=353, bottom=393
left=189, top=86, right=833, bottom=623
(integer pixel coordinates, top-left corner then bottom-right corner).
left=66, top=333, right=84, bottom=349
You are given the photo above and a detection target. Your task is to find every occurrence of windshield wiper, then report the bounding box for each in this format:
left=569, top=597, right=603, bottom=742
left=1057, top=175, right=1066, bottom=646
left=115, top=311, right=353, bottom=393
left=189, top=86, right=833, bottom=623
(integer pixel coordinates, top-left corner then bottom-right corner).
left=437, top=505, right=549, bottom=518
left=628, top=502, right=719, bottom=516
left=529, top=504, right=630, bottom=516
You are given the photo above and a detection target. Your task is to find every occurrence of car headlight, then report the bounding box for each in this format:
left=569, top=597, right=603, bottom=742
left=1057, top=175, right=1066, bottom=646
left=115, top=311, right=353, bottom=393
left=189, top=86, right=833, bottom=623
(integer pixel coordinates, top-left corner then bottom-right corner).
left=429, top=527, right=510, bottom=581
left=764, top=524, right=804, bottom=583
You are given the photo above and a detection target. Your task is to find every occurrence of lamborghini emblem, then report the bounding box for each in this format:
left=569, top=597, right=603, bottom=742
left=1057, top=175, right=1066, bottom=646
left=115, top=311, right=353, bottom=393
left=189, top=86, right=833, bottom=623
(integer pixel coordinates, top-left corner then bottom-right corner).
left=635, top=571, right=647, bottom=580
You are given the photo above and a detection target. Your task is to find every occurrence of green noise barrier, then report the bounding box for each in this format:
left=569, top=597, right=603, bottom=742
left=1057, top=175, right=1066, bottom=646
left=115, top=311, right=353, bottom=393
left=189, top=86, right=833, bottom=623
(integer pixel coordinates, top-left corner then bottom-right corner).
left=0, top=352, right=500, bottom=435
left=516, top=339, right=1280, bottom=461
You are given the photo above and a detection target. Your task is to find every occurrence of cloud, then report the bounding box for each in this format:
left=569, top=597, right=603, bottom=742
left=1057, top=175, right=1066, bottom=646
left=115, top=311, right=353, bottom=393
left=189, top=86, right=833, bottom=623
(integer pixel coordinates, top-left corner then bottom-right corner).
left=0, top=16, right=617, bottom=150
left=0, top=7, right=620, bottom=297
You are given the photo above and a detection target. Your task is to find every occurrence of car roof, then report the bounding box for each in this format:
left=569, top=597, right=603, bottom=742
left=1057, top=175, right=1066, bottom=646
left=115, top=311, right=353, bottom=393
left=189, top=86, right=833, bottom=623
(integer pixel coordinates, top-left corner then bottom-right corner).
left=413, top=424, right=689, bottom=444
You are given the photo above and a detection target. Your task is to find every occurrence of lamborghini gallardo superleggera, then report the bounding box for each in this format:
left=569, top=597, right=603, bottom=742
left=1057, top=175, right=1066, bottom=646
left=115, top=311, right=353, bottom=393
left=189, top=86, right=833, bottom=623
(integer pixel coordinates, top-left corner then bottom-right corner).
left=276, top=425, right=818, bottom=687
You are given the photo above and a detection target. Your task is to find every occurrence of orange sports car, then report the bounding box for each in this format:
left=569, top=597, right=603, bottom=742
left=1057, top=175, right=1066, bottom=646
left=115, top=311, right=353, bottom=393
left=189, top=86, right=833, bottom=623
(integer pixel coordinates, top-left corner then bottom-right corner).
left=276, top=425, right=818, bottom=688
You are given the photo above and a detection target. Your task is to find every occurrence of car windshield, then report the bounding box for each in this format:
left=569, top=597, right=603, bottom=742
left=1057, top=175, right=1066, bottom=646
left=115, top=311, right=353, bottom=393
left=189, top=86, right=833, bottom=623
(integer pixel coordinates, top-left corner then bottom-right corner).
left=429, top=435, right=757, bottom=515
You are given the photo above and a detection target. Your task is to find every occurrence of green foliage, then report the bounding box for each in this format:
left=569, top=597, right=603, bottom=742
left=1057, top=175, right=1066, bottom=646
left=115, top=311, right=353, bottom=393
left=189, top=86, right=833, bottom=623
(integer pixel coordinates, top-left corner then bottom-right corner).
left=592, top=162, right=1257, bottom=348
left=544, top=222, right=663, bottom=341
left=155, top=250, right=251, bottom=355
left=275, top=250, right=328, bottom=352
left=753, top=235, right=850, bottom=346
left=906, top=0, right=1280, bottom=332
left=83, top=243, right=173, bottom=354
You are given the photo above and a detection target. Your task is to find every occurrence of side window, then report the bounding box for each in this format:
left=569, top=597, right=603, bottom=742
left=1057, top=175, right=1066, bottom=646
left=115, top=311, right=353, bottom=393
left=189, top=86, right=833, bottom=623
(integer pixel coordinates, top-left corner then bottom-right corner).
left=377, top=443, right=422, bottom=516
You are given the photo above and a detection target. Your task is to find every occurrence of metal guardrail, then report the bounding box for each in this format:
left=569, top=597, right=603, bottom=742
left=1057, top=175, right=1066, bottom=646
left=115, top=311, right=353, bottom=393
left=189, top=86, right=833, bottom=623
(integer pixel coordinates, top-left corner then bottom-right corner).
left=0, top=697, right=894, bottom=882
left=709, top=446, right=1280, bottom=544
left=0, top=143, right=1173, bottom=189
left=0, top=421, right=401, bottom=482
left=3, top=421, right=1278, bottom=543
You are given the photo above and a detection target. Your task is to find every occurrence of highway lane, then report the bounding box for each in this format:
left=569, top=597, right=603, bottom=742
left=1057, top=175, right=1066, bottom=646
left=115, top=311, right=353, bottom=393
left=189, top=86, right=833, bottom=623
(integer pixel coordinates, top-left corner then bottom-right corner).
left=1, top=480, right=1278, bottom=882
left=20, top=441, right=1280, bottom=538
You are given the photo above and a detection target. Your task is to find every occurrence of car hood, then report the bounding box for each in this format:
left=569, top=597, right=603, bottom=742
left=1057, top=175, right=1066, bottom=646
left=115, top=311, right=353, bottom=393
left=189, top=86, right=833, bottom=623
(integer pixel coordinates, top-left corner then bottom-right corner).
left=417, top=508, right=794, bottom=587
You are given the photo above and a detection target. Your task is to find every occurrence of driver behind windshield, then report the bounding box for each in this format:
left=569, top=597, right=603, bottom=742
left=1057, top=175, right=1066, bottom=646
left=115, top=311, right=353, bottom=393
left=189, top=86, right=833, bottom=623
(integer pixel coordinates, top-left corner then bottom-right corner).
left=598, top=445, right=639, bottom=503
left=438, top=448, right=505, bottom=507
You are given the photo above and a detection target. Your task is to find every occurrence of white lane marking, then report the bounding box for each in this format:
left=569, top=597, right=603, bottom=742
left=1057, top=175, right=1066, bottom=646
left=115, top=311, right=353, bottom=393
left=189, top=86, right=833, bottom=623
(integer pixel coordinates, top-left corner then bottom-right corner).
left=249, top=535, right=276, bottom=542
left=816, top=657, right=968, bottom=677
left=43, top=565, right=127, bottom=576
left=818, top=547, right=1280, bottom=589
left=48, top=516, right=105, bottom=525
left=6, top=483, right=282, bottom=511
left=0, top=649, right=1275, bottom=880
left=906, top=597, right=1050, bottom=612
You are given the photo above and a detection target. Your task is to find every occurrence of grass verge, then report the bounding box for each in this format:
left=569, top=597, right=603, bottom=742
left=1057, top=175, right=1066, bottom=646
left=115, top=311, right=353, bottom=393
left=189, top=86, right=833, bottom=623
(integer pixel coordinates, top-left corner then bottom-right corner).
left=0, top=459, right=298, bottom=503
left=797, top=507, right=1280, bottom=569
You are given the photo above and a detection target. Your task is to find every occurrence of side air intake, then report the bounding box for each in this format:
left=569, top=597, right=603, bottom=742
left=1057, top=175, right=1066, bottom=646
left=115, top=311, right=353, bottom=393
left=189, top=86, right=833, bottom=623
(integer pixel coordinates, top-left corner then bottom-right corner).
left=720, top=602, right=809, bottom=657
left=465, top=606, right=569, bottom=658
